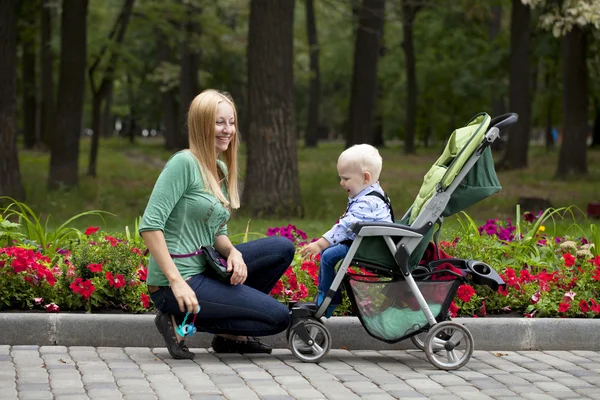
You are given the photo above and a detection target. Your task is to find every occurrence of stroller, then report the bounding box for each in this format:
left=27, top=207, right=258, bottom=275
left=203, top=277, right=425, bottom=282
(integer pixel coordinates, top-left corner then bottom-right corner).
left=287, top=112, right=518, bottom=370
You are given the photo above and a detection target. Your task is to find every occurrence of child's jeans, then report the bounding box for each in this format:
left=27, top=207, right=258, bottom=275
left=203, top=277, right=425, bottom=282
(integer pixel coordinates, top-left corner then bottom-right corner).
left=317, top=243, right=350, bottom=317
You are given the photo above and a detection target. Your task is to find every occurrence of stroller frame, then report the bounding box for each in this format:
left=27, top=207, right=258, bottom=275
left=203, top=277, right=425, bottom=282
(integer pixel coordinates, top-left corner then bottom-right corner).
left=287, top=113, right=518, bottom=370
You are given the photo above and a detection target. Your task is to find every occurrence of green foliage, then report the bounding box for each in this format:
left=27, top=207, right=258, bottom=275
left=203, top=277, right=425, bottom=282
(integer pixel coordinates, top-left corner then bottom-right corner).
left=0, top=197, right=112, bottom=254
left=0, top=228, right=149, bottom=313
left=446, top=207, right=600, bottom=317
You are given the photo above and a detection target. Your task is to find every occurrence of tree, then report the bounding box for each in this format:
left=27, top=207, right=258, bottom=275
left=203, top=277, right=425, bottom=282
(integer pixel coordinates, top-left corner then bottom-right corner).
left=48, top=0, right=89, bottom=190
left=305, top=0, right=321, bottom=148
left=557, top=25, right=588, bottom=175
left=87, top=0, right=135, bottom=177
left=243, top=0, right=302, bottom=217
left=177, top=1, right=201, bottom=150
left=40, top=0, right=55, bottom=149
left=0, top=0, right=25, bottom=200
left=346, top=0, right=386, bottom=148
left=400, top=0, right=421, bottom=154
left=523, top=0, right=600, bottom=176
left=18, top=0, right=39, bottom=150
left=500, top=0, right=532, bottom=170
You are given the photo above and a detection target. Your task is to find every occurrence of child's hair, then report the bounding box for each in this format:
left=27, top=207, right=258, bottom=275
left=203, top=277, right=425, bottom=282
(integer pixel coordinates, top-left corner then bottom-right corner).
left=338, top=144, right=383, bottom=182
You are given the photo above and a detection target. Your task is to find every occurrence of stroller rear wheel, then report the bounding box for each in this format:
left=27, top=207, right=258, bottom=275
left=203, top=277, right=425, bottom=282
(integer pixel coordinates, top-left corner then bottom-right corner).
left=424, top=321, right=473, bottom=370
left=288, top=319, right=331, bottom=363
left=410, top=332, right=427, bottom=351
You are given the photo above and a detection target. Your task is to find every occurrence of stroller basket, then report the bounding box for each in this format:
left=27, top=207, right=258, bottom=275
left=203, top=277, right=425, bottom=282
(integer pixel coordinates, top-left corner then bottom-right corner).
left=344, top=268, right=460, bottom=343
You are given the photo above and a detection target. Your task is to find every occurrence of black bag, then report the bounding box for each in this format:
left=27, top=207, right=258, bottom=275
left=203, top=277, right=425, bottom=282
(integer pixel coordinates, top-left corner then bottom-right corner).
left=201, top=246, right=232, bottom=284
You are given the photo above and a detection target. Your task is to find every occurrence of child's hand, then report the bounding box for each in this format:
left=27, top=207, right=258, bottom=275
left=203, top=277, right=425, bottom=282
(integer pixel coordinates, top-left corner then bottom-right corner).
left=299, top=242, right=321, bottom=258
left=299, top=238, right=329, bottom=258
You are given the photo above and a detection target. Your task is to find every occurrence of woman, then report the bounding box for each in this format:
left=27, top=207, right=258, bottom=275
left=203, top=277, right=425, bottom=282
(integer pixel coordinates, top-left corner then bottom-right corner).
left=140, top=89, right=293, bottom=359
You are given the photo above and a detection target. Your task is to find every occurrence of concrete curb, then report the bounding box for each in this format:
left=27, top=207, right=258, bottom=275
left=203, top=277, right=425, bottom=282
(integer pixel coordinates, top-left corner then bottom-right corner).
left=2, top=313, right=599, bottom=351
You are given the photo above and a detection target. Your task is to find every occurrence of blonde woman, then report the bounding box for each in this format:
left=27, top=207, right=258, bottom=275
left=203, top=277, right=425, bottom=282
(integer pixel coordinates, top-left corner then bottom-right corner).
left=140, top=90, right=293, bottom=359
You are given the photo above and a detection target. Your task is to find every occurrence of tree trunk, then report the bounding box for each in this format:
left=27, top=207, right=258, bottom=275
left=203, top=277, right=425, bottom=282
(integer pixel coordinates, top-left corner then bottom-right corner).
left=88, top=0, right=135, bottom=177
left=591, top=98, right=600, bottom=148
left=373, top=15, right=387, bottom=148
left=346, top=0, right=386, bottom=148
left=501, top=0, right=531, bottom=170
left=243, top=0, right=302, bottom=218
left=20, top=0, right=38, bottom=150
left=48, top=0, right=88, bottom=190
left=401, top=0, right=419, bottom=154
left=489, top=4, right=504, bottom=118
left=305, top=0, right=320, bottom=148
left=0, top=0, right=25, bottom=200
left=126, top=72, right=136, bottom=144
left=544, top=68, right=555, bottom=152
left=40, top=0, right=55, bottom=149
left=22, top=30, right=37, bottom=150
left=156, top=28, right=179, bottom=150
left=177, top=3, right=201, bottom=150
left=556, top=27, right=588, bottom=177
left=100, top=81, right=113, bottom=138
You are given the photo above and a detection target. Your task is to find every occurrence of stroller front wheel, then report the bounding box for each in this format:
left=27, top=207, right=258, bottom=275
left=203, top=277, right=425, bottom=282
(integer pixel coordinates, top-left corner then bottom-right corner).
left=288, top=319, right=331, bottom=363
left=424, top=321, right=474, bottom=370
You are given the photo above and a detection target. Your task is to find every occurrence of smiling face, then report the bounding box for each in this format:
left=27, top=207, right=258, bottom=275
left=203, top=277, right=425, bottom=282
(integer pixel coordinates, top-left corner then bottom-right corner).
left=337, top=161, right=372, bottom=198
left=215, top=101, right=236, bottom=155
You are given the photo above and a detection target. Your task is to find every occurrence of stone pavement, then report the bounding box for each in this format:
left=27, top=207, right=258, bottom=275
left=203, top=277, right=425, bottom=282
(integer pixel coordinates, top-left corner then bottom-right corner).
left=1, top=345, right=599, bottom=400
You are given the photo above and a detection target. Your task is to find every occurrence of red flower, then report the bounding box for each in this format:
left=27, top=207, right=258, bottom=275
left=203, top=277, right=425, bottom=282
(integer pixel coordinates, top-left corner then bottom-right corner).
left=104, top=236, right=120, bottom=247
left=558, top=302, right=571, bottom=313
left=84, top=226, right=99, bottom=236
left=131, top=248, right=142, bottom=255
left=497, top=286, right=508, bottom=296
left=479, top=300, right=487, bottom=317
left=456, top=284, right=475, bottom=303
left=106, top=272, right=126, bottom=289
left=301, top=260, right=319, bottom=280
left=579, top=300, right=590, bottom=313
left=589, top=256, right=600, bottom=268
left=137, top=266, right=148, bottom=282
left=33, top=297, right=44, bottom=305
left=69, top=278, right=96, bottom=299
left=140, top=293, right=151, bottom=308
left=592, top=268, right=600, bottom=281
left=45, top=303, right=60, bottom=313
left=270, top=280, right=284, bottom=296
left=448, top=301, right=459, bottom=318
left=530, top=291, right=541, bottom=304
left=86, top=263, right=102, bottom=273
left=590, top=299, right=600, bottom=314
left=562, top=253, right=575, bottom=267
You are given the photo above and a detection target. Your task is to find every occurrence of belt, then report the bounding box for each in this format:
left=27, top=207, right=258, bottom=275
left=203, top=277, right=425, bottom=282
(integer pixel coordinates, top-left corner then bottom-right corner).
left=147, top=285, right=168, bottom=294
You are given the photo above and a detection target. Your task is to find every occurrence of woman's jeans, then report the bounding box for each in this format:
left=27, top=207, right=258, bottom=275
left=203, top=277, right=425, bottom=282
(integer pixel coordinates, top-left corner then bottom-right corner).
left=149, top=236, right=294, bottom=337
left=317, top=243, right=350, bottom=308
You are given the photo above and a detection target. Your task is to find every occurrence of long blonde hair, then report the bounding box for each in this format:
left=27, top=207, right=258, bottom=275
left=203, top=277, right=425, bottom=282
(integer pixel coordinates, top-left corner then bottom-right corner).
left=187, top=89, right=240, bottom=209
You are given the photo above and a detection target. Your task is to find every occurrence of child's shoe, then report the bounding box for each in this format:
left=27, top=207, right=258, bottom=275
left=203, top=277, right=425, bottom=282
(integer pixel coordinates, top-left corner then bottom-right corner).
left=317, top=292, right=339, bottom=318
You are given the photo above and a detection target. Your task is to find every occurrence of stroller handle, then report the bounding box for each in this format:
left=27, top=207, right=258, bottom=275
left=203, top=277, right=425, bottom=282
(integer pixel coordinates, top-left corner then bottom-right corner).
left=490, top=113, right=518, bottom=131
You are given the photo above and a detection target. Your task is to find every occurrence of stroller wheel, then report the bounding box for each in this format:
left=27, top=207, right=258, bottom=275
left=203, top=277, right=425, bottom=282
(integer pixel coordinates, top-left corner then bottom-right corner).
left=424, top=321, right=474, bottom=370
left=410, top=332, right=427, bottom=351
left=289, top=319, right=331, bottom=363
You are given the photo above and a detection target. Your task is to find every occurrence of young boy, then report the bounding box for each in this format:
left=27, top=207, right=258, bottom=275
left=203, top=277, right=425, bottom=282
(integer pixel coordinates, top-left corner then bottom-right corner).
left=300, top=144, right=393, bottom=317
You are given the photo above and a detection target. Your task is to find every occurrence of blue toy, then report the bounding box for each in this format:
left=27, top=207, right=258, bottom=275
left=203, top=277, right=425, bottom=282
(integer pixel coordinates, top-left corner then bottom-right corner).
left=175, top=305, right=201, bottom=337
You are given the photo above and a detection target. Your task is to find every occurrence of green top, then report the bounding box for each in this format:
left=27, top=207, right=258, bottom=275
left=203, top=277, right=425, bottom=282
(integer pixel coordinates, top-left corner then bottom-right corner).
left=139, top=150, right=230, bottom=286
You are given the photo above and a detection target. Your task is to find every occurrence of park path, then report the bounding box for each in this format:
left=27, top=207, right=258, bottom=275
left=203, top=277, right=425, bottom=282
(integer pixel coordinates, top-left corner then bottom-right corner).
left=1, top=345, right=600, bottom=399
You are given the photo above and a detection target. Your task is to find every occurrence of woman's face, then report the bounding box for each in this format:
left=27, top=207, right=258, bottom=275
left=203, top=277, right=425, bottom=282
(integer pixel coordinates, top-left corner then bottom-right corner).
left=215, top=101, right=236, bottom=155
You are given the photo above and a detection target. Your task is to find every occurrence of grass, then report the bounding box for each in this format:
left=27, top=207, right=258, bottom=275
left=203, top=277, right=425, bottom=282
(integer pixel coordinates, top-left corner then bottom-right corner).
left=14, top=136, right=600, bottom=241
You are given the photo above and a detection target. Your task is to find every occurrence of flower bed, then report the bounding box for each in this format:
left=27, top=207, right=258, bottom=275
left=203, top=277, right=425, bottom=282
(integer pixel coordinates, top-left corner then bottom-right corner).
left=1, top=199, right=598, bottom=318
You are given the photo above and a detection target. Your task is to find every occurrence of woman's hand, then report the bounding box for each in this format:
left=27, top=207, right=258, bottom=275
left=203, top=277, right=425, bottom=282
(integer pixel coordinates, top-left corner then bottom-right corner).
left=170, top=277, right=199, bottom=313
left=227, top=248, right=247, bottom=285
